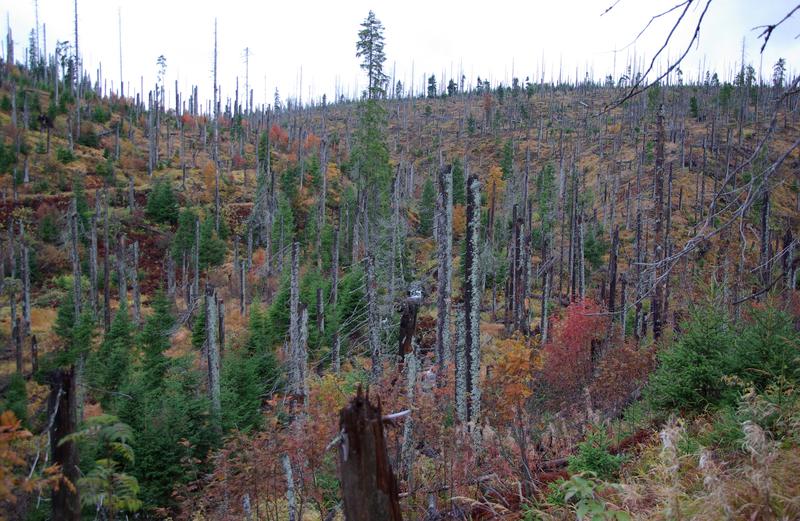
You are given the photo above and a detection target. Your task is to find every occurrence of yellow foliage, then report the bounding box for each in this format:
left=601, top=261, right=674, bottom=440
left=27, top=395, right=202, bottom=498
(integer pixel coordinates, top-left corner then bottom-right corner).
left=486, top=334, right=539, bottom=413
left=486, top=165, right=505, bottom=206
left=201, top=161, right=217, bottom=201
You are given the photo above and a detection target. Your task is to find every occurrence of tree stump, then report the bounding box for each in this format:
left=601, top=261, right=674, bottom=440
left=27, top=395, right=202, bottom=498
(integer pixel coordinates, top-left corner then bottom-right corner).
left=338, top=387, right=403, bottom=521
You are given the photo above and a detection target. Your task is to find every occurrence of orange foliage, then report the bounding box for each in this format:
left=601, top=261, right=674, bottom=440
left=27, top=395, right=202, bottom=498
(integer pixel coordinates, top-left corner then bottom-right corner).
left=251, top=248, right=266, bottom=269
left=180, top=113, right=194, bottom=127
left=452, top=204, right=466, bottom=239
left=485, top=334, right=538, bottom=424
left=304, top=133, right=321, bottom=151
left=269, top=124, right=289, bottom=149
left=0, top=411, right=63, bottom=520
left=201, top=161, right=216, bottom=200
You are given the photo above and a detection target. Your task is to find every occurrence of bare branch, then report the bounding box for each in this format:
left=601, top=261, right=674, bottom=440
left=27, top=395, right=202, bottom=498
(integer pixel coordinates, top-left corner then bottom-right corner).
left=753, top=3, right=800, bottom=52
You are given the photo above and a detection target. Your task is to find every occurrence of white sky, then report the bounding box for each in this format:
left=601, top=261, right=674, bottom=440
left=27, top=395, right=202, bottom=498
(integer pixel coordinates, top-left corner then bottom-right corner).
left=3, top=0, right=799, bottom=108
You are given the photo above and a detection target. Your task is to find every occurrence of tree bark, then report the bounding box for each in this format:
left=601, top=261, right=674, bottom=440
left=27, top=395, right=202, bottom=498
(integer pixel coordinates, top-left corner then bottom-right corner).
left=366, top=254, right=382, bottom=380
left=436, top=164, right=453, bottom=369
left=337, top=387, right=403, bottom=521
left=205, top=285, right=221, bottom=422
left=48, top=368, right=80, bottom=521
left=464, top=174, right=482, bottom=425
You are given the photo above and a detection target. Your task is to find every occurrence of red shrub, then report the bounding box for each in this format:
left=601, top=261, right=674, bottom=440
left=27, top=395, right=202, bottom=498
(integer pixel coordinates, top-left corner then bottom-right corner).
left=540, top=299, right=609, bottom=400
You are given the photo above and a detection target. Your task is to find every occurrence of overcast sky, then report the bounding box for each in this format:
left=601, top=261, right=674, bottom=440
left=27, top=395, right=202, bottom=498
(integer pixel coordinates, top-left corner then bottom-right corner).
left=4, top=0, right=799, bottom=108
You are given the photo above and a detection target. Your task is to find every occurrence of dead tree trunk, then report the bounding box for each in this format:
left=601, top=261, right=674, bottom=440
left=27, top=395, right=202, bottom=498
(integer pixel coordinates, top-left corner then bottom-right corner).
left=205, top=285, right=221, bottom=423
left=131, top=241, right=141, bottom=326
left=117, top=235, right=127, bottom=307
left=103, top=187, right=111, bottom=332
left=607, top=226, right=619, bottom=316
left=464, top=174, right=482, bottom=425
left=436, top=164, right=453, bottom=370
left=366, top=254, right=382, bottom=380
left=48, top=368, right=80, bottom=521
left=288, top=242, right=305, bottom=398
left=89, top=203, right=98, bottom=316
left=652, top=105, right=666, bottom=340
left=337, top=387, right=403, bottom=521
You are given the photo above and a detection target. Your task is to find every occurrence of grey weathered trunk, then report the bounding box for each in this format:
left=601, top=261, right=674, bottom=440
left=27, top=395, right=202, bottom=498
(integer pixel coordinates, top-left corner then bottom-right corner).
left=128, top=175, right=135, bottom=213
left=20, top=222, right=30, bottom=340
left=131, top=241, right=141, bottom=325
left=331, top=222, right=340, bottom=306
left=436, top=164, right=453, bottom=369
left=400, top=344, right=418, bottom=476
left=607, top=226, right=619, bottom=315
left=205, top=285, right=221, bottom=421
left=464, top=174, right=482, bottom=425
left=70, top=201, right=82, bottom=319
left=117, top=235, right=127, bottom=308
left=288, top=242, right=305, bottom=397
left=652, top=105, right=666, bottom=339
left=366, top=254, right=382, bottom=380
left=282, top=453, right=297, bottom=521
left=103, top=188, right=111, bottom=332
left=192, top=218, right=200, bottom=303
left=89, top=204, right=98, bottom=316
left=760, top=189, right=771, bottom=291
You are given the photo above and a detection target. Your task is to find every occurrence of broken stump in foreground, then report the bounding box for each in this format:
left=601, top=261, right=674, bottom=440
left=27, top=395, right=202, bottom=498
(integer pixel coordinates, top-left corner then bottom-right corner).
left=338, top=386, right=403, bottom=521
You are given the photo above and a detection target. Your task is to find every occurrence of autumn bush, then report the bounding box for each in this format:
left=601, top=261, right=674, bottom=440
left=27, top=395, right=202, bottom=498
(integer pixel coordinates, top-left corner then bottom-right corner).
left=540, top=299, right=609, bottom=406
left=589, top=342, right=655, bottom=417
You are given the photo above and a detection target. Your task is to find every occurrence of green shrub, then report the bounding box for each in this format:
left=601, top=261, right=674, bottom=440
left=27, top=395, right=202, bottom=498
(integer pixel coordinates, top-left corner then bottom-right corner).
left=145, top=178, right=178, bottom=224
left=77, top=128, right=100, bottom=148
left=2, top=373, right=28, bottom=426
left=56, top=146, right=75, bottom=164
left=730, top=306, right=799, bottom=390
left=198, top=217, right=226, bottom=269
left=646, top=305, right=735, bottom=413
left=567, top=428, right=624, bottom=480
left=91, top=105, right=112, bottom=124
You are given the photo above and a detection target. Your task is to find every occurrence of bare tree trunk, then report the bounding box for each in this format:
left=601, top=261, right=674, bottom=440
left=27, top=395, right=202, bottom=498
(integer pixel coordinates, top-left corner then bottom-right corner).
left=282, top=453, right=297, bottom=521
left=464, top=174, right=482, bottom=426
left=400, top=343, right=418, bottom=477
left=117, top=235, right=127, bottom=308
left=128, top=175, right=135, bottom=213
left=607, top=226, right=619, bottom=315
left=20, top=222, right=30, bottom=341
left=337, top=387, right=403, bottom=521
left=48, top=367, right=80, bottom=521
left=31, top=335, right=38, bottom=374
left=88, top=208, right=97, bottom=317
left=103, top=187, right=111, bottom=332
left=760, top=189, right=771, bottom=291
left=288, top=242, right=304, bottom=398
left=366, top=254, right=382, bottom=380
left=331, top=223, right=340, bottom=308
left=436, top=164, right=453, bottom=369
left=192, top=218, right=200, bottom=304
left=131, top=241, right=141, bottom=326
left=70, top=200, right=82, bottom=319
left=14, top=317, right=22, bottom=373
left=205, top=285, right=221, bottom=424
left=652, top=105, right=666, bottom=340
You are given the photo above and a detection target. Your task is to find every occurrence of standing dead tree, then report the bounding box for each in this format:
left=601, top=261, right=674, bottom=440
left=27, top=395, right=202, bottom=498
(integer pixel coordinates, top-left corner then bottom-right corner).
left=337, top=387, right=403, bottom=521
left=435, top=163, right=453, bottom=370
